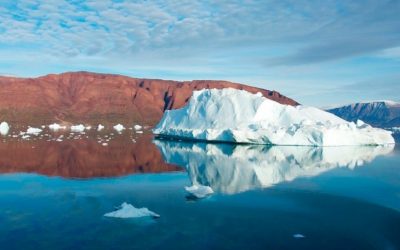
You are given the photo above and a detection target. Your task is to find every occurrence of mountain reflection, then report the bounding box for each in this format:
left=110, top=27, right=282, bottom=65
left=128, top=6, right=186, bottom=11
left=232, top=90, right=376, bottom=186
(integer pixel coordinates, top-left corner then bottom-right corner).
left=155, top=140, right=395, bottom=194
left=0, top=135, right=182, bottom=178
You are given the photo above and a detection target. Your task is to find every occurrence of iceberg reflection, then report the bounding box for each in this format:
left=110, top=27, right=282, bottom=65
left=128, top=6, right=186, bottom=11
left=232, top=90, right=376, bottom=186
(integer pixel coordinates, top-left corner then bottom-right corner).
left=155, top=140, right=394, bottom=194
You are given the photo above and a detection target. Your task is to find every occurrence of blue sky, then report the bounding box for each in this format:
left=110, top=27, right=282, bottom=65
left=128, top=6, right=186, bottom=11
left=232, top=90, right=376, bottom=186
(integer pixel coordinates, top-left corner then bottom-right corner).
left=0, top=0, right=399, bottom=107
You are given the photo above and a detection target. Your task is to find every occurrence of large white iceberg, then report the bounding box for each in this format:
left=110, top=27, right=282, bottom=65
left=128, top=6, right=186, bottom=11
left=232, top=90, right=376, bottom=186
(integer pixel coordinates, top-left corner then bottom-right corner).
left=153, top=88, right=394, bottom=146
left=155, top=140, right=394, bottom=194
left=0, top=121, right=10, bottom=135
left=104, top=202, right=160, bottom=218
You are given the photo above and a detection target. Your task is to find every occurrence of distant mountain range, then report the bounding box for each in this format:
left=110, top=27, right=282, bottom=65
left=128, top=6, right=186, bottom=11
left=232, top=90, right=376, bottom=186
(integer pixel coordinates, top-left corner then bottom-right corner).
left=0, top=71, right=298, bottom=126
left=326, top=101, right=400, bottom=128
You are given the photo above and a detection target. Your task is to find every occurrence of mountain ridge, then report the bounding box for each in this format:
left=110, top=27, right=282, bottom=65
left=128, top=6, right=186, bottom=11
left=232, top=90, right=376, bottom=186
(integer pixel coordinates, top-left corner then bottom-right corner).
left=326, top=100, right=400, bottom=128
left=0, top=71, right=298, bottom=126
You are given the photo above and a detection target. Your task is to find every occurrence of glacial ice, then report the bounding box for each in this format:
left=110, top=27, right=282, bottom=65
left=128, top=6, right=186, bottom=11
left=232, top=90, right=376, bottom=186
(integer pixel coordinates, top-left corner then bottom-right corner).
left=153, top=88, right=394, bottom=146
left=97, top=124, right=105, bottom=131
left=49, top=123, right=66, bottom=131
left=134, top=124, right=143, bottom=130
left=71, top=124, right=86, bottom=132
left=185, top=184, right=214, bottom=198
left=113, top=124, right=125, bottom=132
left=104, top=202, right=160, bottom=218
left=26, top=127, right=42, bottom=135
left=155, top=140, right=394, bottom=194
left=0, top=122, right=10, bottom=135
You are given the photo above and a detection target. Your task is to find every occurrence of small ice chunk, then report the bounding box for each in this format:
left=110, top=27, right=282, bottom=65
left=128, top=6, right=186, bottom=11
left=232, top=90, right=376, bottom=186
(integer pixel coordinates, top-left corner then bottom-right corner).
left=97, top=124, right=105, bottom=131
left=71, top=124, right=85, bottom=132
left=104, top=202, right=160, bottom=218
left=113, top=124, right=125, bottom=132
left=22, top=134, right=30, bottom=139
left=86, top=126, right=92, bottom=130
left=49, top=123, right=66, bottom=131
left=134, top=124, right=143, bottom=130
left=293, top=234, right=305, bottom=238
left=136, top=131, right=143, bottom=134
left=185, top=184, right=214, bottom=198
left=26, top=127, right=42, bottom=135
left=0, top=122, right=10, bottom=135
left=102, top=143, right=108, bottom=146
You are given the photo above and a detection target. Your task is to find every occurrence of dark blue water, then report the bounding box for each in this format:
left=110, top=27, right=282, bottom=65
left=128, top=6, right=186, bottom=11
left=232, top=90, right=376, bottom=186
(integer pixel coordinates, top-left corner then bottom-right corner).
left=0, top=136, right=399, bottom=250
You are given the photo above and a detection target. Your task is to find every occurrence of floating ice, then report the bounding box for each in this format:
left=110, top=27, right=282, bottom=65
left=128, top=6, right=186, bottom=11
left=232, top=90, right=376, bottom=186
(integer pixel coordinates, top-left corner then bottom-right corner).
left=293, top=234, right=305, bottom=238
left=185, top=184, right=214, bottom=198
left=156, top=140, right=394, bottom=194
left=104, top=202, right=160, bottom=218
left=71, top=124, right=85, bottom=132
left=113, top=124, right=125, bottom=132
left=0, top=122, right=10, bottom=135
left=154, top=88, right=394, bottom=146
left=49, top=123, right=66, bottom=131
left=97, top=124, right=105, bottom=131
left=134, top=124, right=143, bottom=130
left=26, top=127, right=42, bottom=135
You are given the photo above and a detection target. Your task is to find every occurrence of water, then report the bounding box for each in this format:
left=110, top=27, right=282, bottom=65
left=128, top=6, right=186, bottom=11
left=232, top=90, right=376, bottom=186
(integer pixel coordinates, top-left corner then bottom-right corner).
left=0, top=130, right=399, bottom=249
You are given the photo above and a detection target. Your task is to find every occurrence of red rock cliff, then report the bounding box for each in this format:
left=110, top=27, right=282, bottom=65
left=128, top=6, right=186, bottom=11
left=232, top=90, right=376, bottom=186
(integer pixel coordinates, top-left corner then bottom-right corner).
left=0, top=71, right=298, bottom=125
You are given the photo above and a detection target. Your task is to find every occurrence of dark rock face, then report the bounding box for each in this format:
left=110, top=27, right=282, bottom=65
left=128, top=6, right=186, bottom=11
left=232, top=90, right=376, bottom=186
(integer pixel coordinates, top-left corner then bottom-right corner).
left=0, top=71, right=298, bottom=126
left=326, top=101, right=400, bottom=128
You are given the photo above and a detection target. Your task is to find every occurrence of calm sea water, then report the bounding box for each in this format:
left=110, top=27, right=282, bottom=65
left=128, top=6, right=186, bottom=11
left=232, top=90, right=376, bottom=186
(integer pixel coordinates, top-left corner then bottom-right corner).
left=0, top=130, right=399, bottom=250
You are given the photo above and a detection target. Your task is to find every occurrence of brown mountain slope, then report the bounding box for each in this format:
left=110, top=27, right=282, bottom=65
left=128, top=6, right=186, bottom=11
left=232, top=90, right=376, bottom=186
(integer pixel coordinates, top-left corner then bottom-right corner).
left=0, top=71, right=298, bottom=126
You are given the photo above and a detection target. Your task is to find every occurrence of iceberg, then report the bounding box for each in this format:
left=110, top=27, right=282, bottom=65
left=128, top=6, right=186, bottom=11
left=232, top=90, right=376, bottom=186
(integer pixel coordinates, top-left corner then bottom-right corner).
left=26, top=127, right=42, bottom=135
left=113, top=124, right=125, bottom=132
left=0, top=122, right=10, bottom=135
left=49, top=123, right=66, bottom=131
left=71, top=124, right=85, bottom=132
left=155, top=140, right=394, bottom=194
left=104, top=202, right=160, bottom=218
left=153, top=89, right=394, bottom=146
left=97, top=124, right=105, bottom=131
left=185, top=184, right=214, bottom=199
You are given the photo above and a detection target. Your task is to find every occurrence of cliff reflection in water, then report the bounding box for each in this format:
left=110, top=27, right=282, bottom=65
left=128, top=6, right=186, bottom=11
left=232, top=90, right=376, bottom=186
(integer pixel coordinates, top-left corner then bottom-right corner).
left=155, top=140, right=395, bottom=194
left=0, top=135, right=182, bottom=178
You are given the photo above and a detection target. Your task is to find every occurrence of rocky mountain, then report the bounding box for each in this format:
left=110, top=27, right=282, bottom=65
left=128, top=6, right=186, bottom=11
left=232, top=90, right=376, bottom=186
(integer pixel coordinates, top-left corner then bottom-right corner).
left=0, top=71, right=298, bottom=126
left=326, top=101, right=400, bottom=128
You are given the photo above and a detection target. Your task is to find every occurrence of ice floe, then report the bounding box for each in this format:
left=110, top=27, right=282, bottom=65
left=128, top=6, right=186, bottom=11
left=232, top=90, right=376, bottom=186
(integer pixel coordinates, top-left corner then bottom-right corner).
left=293, top=234, right=305, bottom=238
left=113, top=124, right=125, bottom=132
left=153, top=88, right=394, bottom=146
left=104, top=202, right=160, bottom=218
left=185, top=184, right=214, bottom=198
left=49, top=123, right=66, bottom=131
left=0, top=122, right=10, bottom=135
left=134, top=124, right=143, bottom=130
left=97, top=124, right=105, bottom=131
left=26, top=127, right=43, bottom=135
left=71, top=124, right=86, bottom=132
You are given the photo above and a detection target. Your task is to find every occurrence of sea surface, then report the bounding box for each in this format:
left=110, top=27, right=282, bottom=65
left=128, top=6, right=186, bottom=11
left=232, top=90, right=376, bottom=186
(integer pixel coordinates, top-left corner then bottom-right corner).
left=0, top=129, right=399, bottom=250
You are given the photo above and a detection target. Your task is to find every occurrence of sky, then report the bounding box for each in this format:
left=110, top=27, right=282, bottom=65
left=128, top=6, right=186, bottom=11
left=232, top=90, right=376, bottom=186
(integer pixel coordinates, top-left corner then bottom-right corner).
left=0, top=0, right=399, bottom=107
